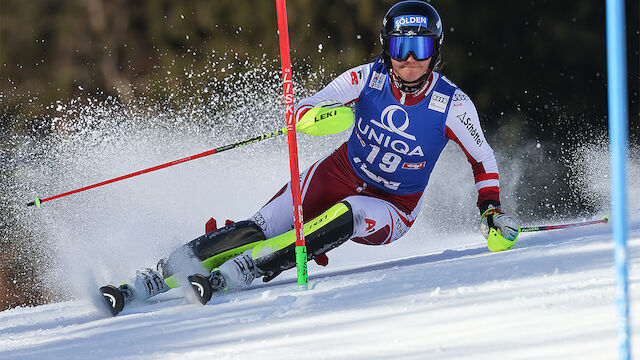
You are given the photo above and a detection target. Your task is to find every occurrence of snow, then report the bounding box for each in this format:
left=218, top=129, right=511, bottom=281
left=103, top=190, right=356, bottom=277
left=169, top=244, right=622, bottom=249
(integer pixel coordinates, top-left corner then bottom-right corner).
left=1, top=219, right=638, bottom=359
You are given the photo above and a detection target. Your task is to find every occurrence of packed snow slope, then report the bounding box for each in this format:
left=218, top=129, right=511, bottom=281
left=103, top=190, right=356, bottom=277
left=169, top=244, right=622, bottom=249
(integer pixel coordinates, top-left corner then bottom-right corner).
left=1, top=218, right=638, bottom=359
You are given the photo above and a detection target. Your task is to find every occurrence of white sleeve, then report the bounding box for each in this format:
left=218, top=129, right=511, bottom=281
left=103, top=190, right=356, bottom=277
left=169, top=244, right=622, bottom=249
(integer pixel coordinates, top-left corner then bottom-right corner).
left=294, top=63, right=373, bottom=121
left=444, top=89, right=500, bottom=200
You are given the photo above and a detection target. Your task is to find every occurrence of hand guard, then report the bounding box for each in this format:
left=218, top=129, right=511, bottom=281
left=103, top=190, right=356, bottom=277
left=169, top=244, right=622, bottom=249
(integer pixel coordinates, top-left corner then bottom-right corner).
left=480, top=206, right=520, bottom=251
left=297, top=100, right=353, bottom=136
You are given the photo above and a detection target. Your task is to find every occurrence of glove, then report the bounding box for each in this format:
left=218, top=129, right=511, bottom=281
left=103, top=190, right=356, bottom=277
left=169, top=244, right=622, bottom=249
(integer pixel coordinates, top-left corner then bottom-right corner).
left=480, top=205, right=520, bottom=251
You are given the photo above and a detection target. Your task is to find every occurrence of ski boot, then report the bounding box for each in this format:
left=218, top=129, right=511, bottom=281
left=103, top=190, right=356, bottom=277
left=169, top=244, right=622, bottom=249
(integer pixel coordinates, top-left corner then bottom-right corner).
left=100, top=268, right=169, bottom=316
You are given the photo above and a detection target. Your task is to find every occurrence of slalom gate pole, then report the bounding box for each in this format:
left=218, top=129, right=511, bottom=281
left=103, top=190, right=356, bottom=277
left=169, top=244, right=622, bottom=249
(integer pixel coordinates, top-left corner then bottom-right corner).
left=275, top=0, right=308, bottom=289
left=26, top=128, right=286, bottom=208
left=605, top=0, right=631, bottom=358
left=520, top=216, right=609, bottom=233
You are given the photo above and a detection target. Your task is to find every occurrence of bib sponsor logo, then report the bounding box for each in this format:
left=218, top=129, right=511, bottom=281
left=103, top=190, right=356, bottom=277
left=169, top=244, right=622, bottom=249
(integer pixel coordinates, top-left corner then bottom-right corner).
left=394, top=15, right=428, bottom=29
left=402, top=161, right=426, bottom=170
left=428, top=91, right=450, bottom=113
left=358, top=162, right=401, bottom=190
left=372, top=105, right=416, bottom=141
left=369, top=71, right=386, bottom=90
left=355, top=131, right=366, bottom=147
left=356, top=104, right=425, bottom=157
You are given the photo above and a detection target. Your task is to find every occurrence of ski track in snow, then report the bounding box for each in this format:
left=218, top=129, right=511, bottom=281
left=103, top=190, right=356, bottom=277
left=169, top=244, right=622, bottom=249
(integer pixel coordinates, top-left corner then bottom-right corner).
left=1, top=219, right=639, bottom=359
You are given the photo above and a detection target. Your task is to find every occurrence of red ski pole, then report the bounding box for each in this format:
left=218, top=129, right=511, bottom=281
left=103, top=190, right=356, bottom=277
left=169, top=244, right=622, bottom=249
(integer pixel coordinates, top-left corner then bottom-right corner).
left=26, top=129, right=285, bottom=208
left=26, top=106, right=352, bottom=209
left=520, top=216, right=609, bottom=233
left=275, top=0, right=308, bottom=289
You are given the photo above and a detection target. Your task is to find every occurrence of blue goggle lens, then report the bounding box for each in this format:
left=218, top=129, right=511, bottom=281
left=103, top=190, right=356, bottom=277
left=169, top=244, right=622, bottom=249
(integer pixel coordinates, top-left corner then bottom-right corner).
left=386, top=36, right=436, bottom=61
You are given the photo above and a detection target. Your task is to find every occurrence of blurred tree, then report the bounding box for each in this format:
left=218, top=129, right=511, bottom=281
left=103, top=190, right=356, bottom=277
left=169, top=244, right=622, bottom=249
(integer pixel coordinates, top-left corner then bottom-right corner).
left=1, top=0, right=637, bottom=139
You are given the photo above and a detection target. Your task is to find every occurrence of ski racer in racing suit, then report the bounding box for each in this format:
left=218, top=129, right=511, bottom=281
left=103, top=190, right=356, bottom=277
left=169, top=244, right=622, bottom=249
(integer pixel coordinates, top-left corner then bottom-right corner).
left=128, top=1, right=521, bottom=303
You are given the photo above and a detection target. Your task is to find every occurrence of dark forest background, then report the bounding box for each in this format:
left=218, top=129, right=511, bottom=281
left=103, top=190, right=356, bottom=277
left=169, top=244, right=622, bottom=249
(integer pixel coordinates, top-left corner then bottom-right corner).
left=0, top=0, right=638, bottom=310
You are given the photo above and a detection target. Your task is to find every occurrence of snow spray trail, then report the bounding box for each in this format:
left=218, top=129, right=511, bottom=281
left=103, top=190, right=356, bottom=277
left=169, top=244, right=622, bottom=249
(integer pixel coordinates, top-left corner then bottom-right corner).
left=569, top=138, right=640, bottom=213
left=0, top=56, right=311, bottom=303
left=0, top=56, right=360, bottom=304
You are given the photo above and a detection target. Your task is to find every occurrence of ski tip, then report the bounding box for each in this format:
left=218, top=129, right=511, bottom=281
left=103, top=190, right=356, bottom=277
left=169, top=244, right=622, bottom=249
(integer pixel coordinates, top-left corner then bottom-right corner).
left=188, top=274, right=213, bottom=305
left=100, top=285, right=125, bottom=317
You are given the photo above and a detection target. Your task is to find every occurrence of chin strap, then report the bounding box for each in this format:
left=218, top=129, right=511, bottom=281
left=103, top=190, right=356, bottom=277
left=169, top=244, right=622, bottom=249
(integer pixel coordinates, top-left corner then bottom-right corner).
left=390, top=69, right=431, bottom=94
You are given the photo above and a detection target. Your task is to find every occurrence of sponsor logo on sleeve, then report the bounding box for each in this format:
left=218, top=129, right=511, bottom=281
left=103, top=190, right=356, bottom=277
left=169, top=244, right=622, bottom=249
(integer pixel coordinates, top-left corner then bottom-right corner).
left=394, top=15, right=428, bottom=29
left=252, top=212, right=267, bottom=231
left=452, top=93, right=469, bottom=107
left=350, top=71, right=359, bottom=85
left=365, top=219, right=377, bottom=232
left=456, top=112, right=484, bottom=146
left=452, top=93, right=469, bottom=102
left=428, top=91, right=450, bottom=113
left=402, top=161, right=426, bottom=170
left=369, top=71, right=386, bottom=91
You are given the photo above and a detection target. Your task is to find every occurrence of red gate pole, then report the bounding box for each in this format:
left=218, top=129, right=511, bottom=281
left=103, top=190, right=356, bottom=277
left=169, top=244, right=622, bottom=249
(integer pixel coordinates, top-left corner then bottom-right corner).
left=275, top=0, right=308, bottom=288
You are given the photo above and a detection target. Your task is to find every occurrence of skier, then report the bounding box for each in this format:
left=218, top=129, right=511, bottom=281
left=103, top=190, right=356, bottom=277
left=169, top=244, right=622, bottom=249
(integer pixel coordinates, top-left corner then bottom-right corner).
left=102, top=0, right=520, bottom=314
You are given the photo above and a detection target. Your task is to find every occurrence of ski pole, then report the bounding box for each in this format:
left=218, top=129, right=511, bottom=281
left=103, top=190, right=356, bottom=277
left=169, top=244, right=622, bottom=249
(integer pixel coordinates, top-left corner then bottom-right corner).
left=26, top=129, right=284, bottom=208
left=520, top=215, right=609, bottom=233
left=27, top=106, right=353, bottom=208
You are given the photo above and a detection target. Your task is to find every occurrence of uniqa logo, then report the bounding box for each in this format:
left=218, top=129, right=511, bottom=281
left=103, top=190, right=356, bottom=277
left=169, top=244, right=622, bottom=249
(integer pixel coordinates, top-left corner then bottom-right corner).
left=371, top=105, right=416, bottom=141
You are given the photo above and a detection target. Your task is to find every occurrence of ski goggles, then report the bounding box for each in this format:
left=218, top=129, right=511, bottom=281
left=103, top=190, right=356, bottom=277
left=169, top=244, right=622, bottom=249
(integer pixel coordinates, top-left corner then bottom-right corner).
left=386, top=36, right=436, bottom=61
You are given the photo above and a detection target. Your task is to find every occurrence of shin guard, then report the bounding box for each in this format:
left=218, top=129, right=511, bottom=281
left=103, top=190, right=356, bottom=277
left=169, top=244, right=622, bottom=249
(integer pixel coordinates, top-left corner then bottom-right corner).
left=251, top=202, right=354, bottom=282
